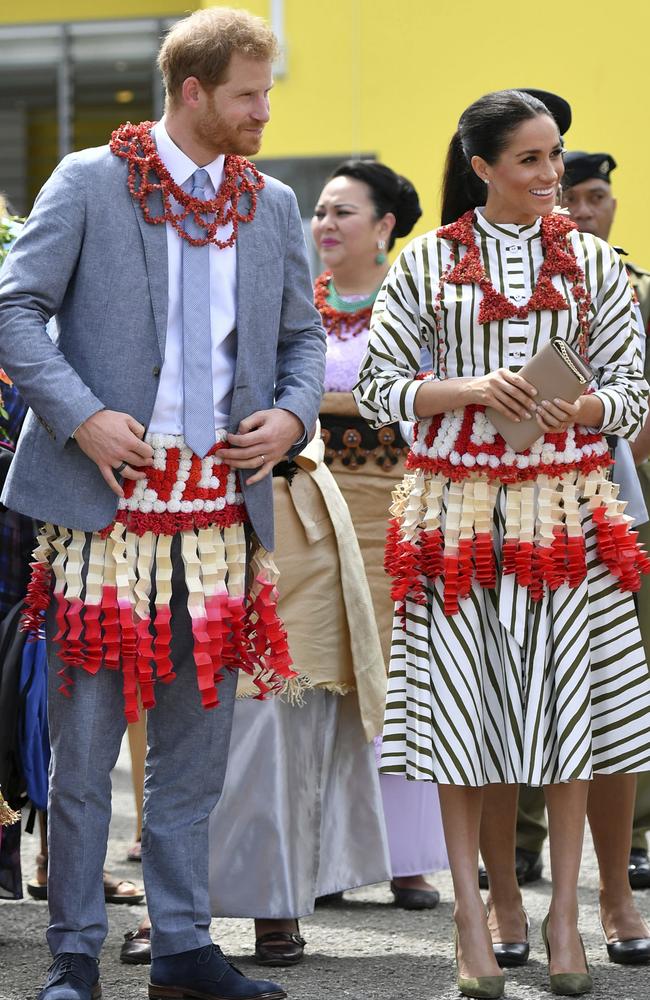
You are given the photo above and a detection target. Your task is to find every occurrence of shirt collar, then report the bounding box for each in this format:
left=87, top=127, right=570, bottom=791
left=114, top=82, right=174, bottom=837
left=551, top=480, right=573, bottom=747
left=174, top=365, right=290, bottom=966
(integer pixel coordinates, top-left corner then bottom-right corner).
left=473, top=206, right=542, bottom=242
left=152, top=119, right=225, bottom=193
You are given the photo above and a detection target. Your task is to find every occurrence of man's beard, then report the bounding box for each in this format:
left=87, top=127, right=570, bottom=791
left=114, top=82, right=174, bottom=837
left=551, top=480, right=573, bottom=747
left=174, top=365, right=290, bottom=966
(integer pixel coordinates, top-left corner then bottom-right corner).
left=196, top=103, right=263, bottom=158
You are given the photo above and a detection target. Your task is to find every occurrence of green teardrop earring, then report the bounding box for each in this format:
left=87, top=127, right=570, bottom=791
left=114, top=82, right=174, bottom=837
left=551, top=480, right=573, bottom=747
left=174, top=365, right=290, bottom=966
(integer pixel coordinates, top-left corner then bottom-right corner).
left=375, top=239, right=387, bottom=265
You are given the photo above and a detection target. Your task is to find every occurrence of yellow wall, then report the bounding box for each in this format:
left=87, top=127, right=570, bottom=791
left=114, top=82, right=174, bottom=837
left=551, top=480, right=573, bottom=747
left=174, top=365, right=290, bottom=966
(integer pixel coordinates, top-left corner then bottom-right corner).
left=202, top=0, right=650, bottom=266
left=0, top=2, right=193, bottom=21
left=3, top=1, right=649, bottom=262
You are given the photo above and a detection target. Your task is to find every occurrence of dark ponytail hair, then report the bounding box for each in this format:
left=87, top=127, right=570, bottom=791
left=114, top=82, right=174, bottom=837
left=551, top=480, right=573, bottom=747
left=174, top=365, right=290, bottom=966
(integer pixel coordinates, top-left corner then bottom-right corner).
left=329, top=159, right=422, bottom=249
left=440, top=89, right=555, bottom=225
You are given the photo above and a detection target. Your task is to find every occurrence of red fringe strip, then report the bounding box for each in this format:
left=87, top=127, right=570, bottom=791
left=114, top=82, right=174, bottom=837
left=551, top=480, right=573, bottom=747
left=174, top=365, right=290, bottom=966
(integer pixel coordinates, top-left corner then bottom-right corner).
left=458, top=539, right=474, bottom=600
left=135, top=617, right=156, bottom=710
left=83, top=603, right=104, bottom=675
left=204, top=593, right=228, bottom=687
left=100, top=586, right=121, bottom=670
left=152, top=606, right=174, bottom=683
left=384, top=519, right=402, bottom=575
left=21, top=562, right=52, bottom=636
left=244, top=574, right=295, bottom=695
left=117, top=598, right=139, bottom=724
left=474, top=532, right=496, bottom=588
left=419, top=529, right=444, bottom=580
left=593, top=506, right=650, bottom=593
left=443, top=552, right=460, bottom=616
left=191, top=615, right=220, bottom=711
left=389, top=538, right=426, bottom=624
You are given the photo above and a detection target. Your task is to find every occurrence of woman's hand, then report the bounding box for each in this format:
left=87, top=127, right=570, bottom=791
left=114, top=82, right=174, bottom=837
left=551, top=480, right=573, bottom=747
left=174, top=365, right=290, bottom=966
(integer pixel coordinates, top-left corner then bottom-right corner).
left=533, top=396, right=580, bottom=434
left=534, top=393, right=604, bottom=434
left=463, top=369, right=538, bottom=421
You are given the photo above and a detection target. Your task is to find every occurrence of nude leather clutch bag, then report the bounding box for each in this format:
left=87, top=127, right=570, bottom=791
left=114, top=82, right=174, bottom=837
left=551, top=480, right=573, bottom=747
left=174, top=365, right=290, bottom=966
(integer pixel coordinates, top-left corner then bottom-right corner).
left=485, top=338, right=595, bottom=453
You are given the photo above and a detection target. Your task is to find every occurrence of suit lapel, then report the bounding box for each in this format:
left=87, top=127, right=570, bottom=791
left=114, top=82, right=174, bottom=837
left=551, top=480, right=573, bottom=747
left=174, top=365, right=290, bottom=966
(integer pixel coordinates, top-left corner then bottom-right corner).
left=133, top=195, right=168, bottom=358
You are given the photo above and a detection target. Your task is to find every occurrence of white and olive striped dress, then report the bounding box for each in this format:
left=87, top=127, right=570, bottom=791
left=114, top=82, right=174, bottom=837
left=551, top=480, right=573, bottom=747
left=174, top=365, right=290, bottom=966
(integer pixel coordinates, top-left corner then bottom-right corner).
left=355, top=209, right=650, bottom=787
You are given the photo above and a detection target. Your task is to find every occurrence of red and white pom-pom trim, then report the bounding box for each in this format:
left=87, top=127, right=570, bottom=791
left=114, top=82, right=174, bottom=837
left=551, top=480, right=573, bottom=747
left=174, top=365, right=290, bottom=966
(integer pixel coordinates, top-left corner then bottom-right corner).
left=409, top=405, right=611, bottom=483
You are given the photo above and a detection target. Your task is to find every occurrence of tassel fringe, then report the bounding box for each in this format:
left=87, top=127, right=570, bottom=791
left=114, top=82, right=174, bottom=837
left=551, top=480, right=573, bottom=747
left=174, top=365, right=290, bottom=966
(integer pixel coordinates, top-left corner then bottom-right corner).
left=385, top=467, right=650, bottom=619
left=22, top=522, right=295, bottom=722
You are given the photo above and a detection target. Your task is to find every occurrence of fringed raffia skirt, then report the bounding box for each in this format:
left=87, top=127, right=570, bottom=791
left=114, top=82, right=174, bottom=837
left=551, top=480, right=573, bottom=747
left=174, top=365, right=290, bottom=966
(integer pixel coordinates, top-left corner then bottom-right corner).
left=381, top=416, right=650, bottom=786
left=22, top=432, right=294, bottom=722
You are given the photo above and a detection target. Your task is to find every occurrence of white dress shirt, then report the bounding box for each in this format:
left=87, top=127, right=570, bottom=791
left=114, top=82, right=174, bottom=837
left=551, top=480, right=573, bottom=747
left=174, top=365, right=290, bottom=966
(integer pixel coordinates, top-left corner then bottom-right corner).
left=148, top=120, right=237, bottom=434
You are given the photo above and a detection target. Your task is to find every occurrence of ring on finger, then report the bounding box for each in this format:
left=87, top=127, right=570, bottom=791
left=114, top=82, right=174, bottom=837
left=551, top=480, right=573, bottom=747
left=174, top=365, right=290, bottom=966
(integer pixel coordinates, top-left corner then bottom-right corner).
left=258, top=454, right=266, bottom=465
left=115, top=460, right=128, bottom=475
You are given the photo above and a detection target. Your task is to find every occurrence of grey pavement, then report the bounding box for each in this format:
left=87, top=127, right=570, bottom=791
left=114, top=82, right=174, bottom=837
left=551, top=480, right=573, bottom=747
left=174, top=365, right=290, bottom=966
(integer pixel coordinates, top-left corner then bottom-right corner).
left=1, top=737, right=650, bottom=1000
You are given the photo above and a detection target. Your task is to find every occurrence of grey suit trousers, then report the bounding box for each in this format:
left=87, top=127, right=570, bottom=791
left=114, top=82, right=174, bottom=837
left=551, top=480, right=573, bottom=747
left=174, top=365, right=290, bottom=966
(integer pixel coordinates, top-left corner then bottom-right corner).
left=45, top=537, right=238, bottom=959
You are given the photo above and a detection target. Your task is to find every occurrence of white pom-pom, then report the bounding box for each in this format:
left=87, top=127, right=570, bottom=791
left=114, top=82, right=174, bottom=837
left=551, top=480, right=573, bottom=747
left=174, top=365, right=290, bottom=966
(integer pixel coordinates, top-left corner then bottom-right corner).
left=180, top=501, right=193, bottom=513
left=167, top=499, right=181, bottom=513
left=153, top=500, right=166, bottom=513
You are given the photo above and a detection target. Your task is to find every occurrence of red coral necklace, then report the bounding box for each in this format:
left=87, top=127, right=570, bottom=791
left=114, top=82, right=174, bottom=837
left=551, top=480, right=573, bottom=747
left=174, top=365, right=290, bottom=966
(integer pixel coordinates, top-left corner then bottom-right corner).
left=109, top=120, right=264, bottom=249
left=314, top=271, right=375, bottom=339
left=434, top=210, right=591, bottom=375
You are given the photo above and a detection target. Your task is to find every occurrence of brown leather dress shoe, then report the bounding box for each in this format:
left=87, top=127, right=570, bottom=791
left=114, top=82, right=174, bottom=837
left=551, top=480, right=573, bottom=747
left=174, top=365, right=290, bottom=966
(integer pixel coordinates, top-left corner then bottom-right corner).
left=254, top=924, right=306, bottom=967
left=120, top=926, right=152, bottom=965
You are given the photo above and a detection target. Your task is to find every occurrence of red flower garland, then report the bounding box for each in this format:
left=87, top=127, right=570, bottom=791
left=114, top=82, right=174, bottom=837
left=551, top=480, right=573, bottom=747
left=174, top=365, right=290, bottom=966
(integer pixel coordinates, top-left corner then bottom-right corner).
left=433, top=210, right=592, bottom=375
left=314, top=271, right=374, bottom=339
left=109, top=120, right=265, bottom=249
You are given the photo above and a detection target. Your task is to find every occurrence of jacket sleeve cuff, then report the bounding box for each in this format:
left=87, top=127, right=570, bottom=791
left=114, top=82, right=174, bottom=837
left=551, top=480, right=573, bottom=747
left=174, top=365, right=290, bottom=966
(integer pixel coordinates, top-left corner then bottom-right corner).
left=274, top=401, right=310, bottom=460
left=592, top=388, right=620, bottom=435
left=389, top=378, right=420, bottom=422
left=56, top=397, right=105, bottom=450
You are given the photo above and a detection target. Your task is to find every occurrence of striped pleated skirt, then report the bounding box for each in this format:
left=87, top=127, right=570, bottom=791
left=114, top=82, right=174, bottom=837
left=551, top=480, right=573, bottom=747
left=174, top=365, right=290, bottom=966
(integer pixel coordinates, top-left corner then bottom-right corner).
left=380, top=478, right=650, bottom=787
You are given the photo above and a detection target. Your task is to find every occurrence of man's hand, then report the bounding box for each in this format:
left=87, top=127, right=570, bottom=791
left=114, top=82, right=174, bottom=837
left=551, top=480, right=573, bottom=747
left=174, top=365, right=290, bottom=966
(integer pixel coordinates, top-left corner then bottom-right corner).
left=221, top=408, right=304, bottom=485
left=74, top=409, right=154, bottom=498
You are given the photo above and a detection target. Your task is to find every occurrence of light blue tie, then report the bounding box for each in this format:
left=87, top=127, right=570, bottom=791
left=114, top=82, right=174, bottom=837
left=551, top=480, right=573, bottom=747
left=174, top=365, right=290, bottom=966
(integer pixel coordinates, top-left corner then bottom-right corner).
left=182, top=168, right=216, bottom=458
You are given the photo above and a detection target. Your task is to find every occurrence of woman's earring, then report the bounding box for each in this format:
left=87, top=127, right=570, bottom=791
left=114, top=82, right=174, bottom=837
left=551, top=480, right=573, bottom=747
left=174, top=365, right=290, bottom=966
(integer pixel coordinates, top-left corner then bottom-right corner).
left=375, top=239, right=387, bottom=265
left=484, top=178, right=490, bottom=186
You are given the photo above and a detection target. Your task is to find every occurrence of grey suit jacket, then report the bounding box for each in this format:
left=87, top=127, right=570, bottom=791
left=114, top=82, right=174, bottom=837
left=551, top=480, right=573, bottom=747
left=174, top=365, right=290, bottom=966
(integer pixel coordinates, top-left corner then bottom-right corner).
left=0, top=145, right=326, bottom=551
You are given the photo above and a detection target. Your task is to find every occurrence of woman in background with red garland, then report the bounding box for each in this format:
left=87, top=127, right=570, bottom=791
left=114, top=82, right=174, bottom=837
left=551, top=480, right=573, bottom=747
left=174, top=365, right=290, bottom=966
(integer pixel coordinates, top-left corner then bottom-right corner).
left=355, top=91, right=650, bottom=998
left=313, top=160, right=449, bottom=909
